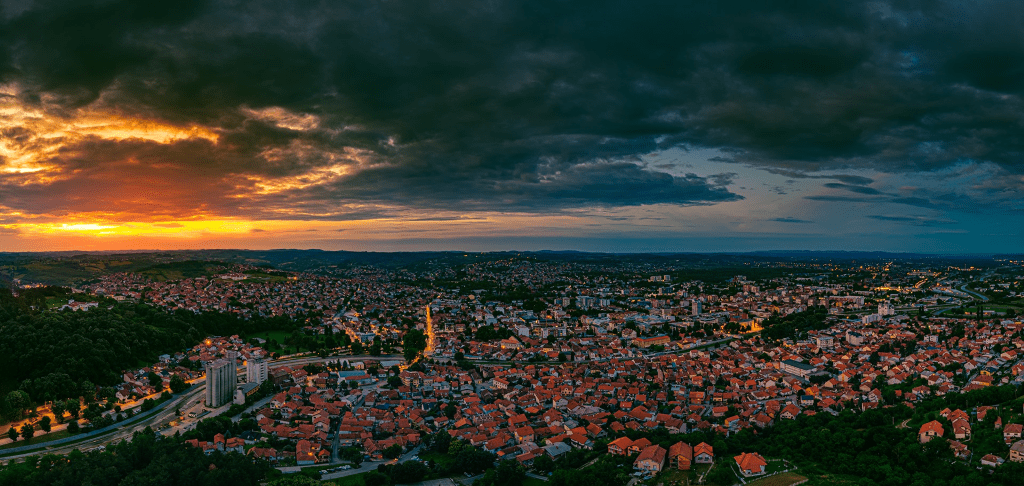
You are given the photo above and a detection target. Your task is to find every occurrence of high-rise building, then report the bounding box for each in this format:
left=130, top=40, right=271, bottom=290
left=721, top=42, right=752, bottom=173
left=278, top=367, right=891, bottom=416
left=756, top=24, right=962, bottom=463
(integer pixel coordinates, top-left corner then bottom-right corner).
left=692, top=300, right=702, bottom=315
left=205, top=359, right=236, bottom=408
left=246, top=358, right=268, bottom=385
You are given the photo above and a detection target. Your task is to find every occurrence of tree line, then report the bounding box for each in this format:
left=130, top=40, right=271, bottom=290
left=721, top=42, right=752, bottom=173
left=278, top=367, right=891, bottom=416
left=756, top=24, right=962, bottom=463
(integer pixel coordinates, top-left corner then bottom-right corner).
left=0, top=428, right=271, bottom=486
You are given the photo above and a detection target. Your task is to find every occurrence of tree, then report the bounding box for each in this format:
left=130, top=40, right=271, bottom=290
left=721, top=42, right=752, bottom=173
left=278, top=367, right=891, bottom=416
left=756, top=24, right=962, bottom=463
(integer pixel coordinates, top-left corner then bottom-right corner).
left=453, top=445, right=496, bottom=474
left=51, top=400, right=66, bottom=422
left=404, top=346, right=419, bottom=362
left=20, top=422, right=34, bottom=441
left=351, top=340, right=364, bottom=355
left=430, top=430, right=452, bottom=453
left=39, top=416, right=52, bottom=433
left=6, top=427, right=17, bottom=442
left=267, top=476, right=322, bottom=486
left=533, top=454, right=555, bottom=474
left=390, top=460, right=429, bottom=484
left=340, top=446, right=364, bottom=466
left=476, top=460, right=526, bottom=486
left=5, top=390, right=30, bottom=420
left=81, top=381, right=96, bottom=404
left=383, top=444, right=403, bottom=459
left=170, top=375, right=189, bottom=394
left=65, top=398, right=80, bottom=418
left=370, top=340, right=382, bottom=356
left=66, top=420, right=80, bottom=433
left=99, top=387, right=116, bottom=402
left=363, top=471, right=390, bottom=486
left=147, top=372, right=162, bottom=390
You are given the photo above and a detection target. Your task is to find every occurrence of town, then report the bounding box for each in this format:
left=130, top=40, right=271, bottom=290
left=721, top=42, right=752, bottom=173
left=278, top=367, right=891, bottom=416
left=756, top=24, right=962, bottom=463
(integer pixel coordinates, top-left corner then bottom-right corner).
left=1, top=253, right=1023, bottom=486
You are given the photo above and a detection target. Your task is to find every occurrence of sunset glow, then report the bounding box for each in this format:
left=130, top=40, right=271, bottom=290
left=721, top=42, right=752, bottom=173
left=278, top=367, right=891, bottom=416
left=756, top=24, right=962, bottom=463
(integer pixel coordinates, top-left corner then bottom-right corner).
left=0, top=1, right=1020, bottom=253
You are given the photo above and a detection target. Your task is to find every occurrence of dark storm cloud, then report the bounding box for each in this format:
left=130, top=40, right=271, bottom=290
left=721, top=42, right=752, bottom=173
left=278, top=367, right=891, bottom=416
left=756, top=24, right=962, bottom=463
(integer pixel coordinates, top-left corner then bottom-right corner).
left=2, top=0, right=1023, bottom=217
left=822, top=183, right=886, bottom=195
left=770, top=217, right=813, bottom=224
left=763, top=169, right=876, bottom=186
left=866, top=215, right=956, bottom=226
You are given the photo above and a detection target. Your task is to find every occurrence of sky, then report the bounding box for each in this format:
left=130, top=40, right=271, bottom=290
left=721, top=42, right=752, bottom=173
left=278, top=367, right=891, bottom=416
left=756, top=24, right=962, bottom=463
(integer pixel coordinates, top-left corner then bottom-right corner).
left=0, top=0, right=1022, bottom=253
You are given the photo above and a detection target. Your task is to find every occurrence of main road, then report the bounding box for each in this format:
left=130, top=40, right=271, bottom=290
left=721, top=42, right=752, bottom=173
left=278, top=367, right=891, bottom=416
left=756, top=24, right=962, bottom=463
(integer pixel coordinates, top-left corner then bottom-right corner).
left=0, top=352, right=405, bottom=462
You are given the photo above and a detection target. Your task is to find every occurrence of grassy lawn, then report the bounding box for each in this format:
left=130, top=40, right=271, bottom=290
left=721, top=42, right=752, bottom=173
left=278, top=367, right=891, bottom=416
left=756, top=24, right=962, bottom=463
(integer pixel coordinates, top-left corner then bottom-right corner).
left=0, top=429, right=74, bottom=451
left=45, top=296, right=67, bottom=309
left=746, top=472, right=808, bottom=486
left=420, top=451, right=456, bottom=470
left=658, top=467, right=698, bottom=486
left=244, top=271, right=290, bottom=283
left=326, top=472, right=369, bottom=486
left=523, top=478, right=548, bottom=486
left=251, top=330, right=301, bottom=355
left=764, top=461, right=789, bottom=475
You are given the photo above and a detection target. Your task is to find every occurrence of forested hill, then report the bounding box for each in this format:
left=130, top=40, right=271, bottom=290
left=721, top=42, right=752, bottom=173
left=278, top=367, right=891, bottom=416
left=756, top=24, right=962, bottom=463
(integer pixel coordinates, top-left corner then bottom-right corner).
left=0, top=288, right=299, bottom=413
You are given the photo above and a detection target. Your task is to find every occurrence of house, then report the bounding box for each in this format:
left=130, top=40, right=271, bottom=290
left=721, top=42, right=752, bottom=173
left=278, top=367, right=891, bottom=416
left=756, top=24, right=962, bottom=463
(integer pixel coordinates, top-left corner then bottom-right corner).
left=634, top=445, right=667, bottom=474
left=951, top=418, right=971, bottom=440
left=734, top=452, right=768, bottom=477
left=634, top=335, right=671, bottom=349
left=1010, top=441, right=1024, bottom=463
left=780, top=404, right=801, bottom=420
left=607, top=436, right=633, bottom=455
left=1005, top=424, right=1023, bottom=443
left=249, top=447, right=280, bottom=463
left=919, top=420, right=944, bottom=443
left=668, top=441, right=693, bottom=470
left=627, top=438, right=652, bottom=455
left=948, top=440, right=970, bottom=460
left=694, top=442, right=714, bottom=463
left=542, top=442, right=572, bottom=459
left=780, top=359, right=816, bottom=379
left=981, top=454, right=1005, bottom=467
left=515, top=426, right=535, bottom=443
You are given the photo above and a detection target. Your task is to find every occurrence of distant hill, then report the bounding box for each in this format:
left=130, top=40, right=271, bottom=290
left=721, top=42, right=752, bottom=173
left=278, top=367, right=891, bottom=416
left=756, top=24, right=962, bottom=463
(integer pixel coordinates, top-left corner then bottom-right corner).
left=0, top=249, right=1001, bottom=287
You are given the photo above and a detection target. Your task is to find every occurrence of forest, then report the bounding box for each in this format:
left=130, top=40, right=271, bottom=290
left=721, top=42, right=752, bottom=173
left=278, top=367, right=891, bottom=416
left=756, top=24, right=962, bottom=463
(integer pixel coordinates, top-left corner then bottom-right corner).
left=0, top=287, right=300, bottom=419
